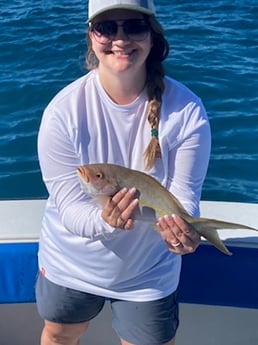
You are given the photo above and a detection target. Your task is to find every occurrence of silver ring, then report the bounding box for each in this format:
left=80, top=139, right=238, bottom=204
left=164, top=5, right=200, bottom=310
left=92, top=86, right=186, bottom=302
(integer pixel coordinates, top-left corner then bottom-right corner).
left=172, top=242, right=181, bottom=247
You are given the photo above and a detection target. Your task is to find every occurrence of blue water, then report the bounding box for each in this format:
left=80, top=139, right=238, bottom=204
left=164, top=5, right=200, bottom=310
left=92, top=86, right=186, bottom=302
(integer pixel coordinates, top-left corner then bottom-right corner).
left=1, top=0, right=257, bottom=202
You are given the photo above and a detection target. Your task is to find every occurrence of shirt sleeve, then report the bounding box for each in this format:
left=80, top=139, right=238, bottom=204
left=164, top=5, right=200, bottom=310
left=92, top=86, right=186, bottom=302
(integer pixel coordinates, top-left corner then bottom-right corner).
left=165, top=100, right=211, bottom=217
left=38, top=107, right=118, bottom=240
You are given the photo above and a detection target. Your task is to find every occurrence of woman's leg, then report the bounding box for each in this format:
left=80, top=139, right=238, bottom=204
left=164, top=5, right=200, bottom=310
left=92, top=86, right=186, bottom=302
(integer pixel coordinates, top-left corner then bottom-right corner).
left=111, top=290, right=179, bottom=345
left=40, top=320, right=90, bottom=345
left=36, top=274, right=105, bottom=345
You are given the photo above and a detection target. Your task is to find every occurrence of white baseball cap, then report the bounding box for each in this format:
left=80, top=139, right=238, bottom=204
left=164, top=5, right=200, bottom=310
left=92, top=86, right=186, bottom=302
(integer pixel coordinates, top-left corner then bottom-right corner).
left=88, top=0, right=156, bottom=22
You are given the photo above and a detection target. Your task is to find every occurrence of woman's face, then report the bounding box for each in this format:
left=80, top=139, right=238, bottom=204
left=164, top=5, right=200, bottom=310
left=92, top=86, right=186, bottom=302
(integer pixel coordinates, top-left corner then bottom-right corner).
left=89, top=9, right=152, bottom=76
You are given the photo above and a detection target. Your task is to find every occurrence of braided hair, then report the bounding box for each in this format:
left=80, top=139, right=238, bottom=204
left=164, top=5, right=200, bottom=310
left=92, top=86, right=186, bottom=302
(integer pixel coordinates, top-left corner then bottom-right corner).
left=86, top=15, right=169, bottom=170
left=144, top=16, right=169, bottom=169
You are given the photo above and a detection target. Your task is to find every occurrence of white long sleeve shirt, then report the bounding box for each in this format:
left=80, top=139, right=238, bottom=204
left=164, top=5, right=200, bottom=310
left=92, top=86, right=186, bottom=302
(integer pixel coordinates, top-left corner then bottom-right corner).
left=37, top=69, right=211, bottom=301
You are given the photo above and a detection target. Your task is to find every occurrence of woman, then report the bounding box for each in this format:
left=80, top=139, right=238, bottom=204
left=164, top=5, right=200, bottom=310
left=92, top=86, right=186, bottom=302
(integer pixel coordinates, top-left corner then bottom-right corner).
left=36, top=1, right=211, bottom=344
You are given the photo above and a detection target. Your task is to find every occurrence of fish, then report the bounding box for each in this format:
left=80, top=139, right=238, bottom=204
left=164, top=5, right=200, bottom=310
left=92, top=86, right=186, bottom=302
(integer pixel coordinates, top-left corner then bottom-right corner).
left=77, top=163, right=258, bottom=256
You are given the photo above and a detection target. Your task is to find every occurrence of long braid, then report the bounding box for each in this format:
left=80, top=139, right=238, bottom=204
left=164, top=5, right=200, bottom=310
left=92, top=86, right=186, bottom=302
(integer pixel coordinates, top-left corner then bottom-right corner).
left=144, top=16, right=169, bottom=170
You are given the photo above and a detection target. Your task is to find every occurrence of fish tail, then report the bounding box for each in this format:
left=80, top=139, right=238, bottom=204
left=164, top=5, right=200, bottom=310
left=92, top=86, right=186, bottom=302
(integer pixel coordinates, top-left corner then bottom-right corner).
left=191, top=217, right=257, bottom=256
left=191, top=218, right=233, bottom=256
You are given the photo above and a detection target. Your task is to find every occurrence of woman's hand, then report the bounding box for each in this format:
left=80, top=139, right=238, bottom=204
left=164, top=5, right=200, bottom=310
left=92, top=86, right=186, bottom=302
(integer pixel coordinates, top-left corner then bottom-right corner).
left=101, top=188, right=139, bottom=230
left=156, top=214, right=201, bottom=255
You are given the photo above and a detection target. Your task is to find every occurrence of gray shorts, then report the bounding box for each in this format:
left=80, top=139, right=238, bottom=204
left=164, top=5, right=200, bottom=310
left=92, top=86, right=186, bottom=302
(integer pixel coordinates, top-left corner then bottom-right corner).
left=36, top=273, right=179, bottom=345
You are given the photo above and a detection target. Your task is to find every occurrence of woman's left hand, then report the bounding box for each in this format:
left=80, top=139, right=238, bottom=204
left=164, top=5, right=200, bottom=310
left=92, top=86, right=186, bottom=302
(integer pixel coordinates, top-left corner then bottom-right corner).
left=156, top=214, right=201, bottom=255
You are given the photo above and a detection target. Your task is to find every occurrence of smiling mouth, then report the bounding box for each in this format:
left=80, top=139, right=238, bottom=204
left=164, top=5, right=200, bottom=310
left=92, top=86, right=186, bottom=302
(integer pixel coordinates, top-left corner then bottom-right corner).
left=114, top=51, right=130, bottom=55
left=107, top=50, right=135, bottom=56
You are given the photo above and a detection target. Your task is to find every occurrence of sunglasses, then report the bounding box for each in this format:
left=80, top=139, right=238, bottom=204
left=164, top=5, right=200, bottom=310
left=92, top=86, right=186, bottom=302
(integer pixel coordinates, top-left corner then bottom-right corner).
left=89, top=19, right=150, bottom=44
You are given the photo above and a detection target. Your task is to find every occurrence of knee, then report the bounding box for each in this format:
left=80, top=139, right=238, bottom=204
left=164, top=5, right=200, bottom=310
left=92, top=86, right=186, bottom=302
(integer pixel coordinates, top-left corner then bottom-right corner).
left=42, top=320, right=89, bottom=345
left=45, top=331, right=78, bottom=344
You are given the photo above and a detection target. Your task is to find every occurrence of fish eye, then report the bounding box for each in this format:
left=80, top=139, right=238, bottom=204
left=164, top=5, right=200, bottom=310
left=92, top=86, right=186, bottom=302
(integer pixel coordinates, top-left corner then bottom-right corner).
left=96, top=172, right=103, bottom=179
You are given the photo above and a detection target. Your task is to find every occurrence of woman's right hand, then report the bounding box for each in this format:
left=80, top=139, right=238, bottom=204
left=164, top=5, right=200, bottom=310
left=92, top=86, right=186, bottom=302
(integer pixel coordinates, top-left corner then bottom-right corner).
left=101, top=188, right=139, bottom=230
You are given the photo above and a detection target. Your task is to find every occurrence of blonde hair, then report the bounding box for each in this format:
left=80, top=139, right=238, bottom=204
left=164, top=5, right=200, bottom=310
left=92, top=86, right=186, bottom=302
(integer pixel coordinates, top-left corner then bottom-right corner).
left=86, top=15, right=169, bottom=170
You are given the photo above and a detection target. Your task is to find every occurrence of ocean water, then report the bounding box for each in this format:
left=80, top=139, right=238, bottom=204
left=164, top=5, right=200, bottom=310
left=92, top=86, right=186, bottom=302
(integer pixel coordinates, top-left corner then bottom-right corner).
left=0, top=0, right=257, bottom=202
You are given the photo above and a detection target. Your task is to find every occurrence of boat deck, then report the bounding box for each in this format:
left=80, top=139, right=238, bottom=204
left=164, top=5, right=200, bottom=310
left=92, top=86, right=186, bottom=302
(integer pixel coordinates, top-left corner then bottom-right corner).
left=1, top=199, right=258, bottom=344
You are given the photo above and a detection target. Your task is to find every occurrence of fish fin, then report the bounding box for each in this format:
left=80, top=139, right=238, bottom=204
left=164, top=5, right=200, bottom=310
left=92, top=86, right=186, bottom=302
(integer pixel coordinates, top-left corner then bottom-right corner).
left=133, top=205, right=157, bottom=223
left=191, top=217, right=258, bottom=256
left=191, top=218, right=233, bottom=255
left=193, top=217, right=258, bottom=233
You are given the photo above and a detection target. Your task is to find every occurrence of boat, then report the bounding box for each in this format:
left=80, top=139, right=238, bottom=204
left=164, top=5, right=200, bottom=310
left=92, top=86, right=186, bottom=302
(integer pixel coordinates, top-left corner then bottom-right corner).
left=1, top=199, right=258, bottom=344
